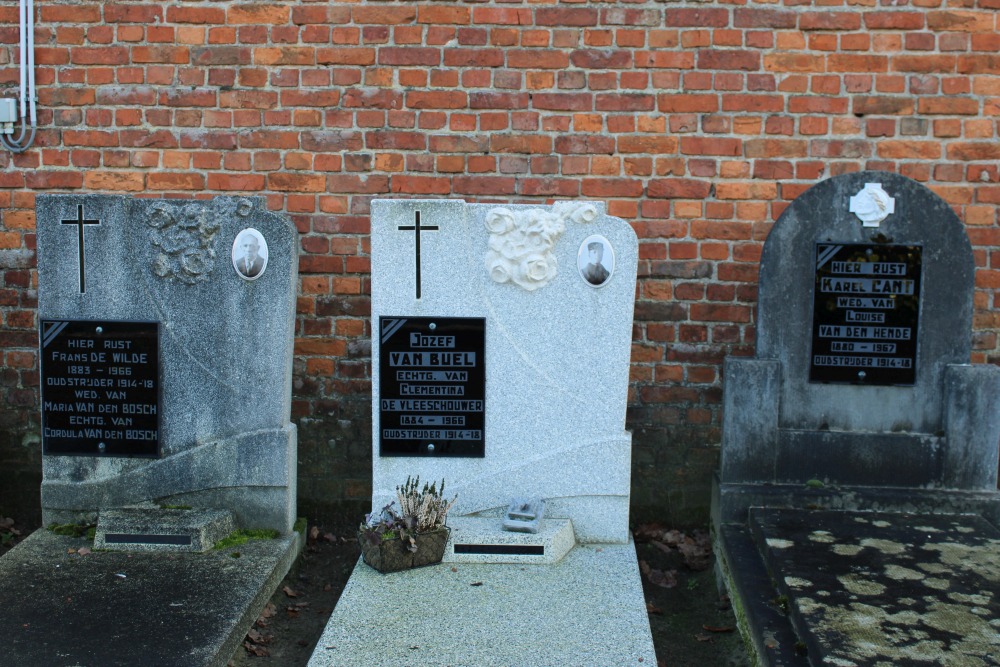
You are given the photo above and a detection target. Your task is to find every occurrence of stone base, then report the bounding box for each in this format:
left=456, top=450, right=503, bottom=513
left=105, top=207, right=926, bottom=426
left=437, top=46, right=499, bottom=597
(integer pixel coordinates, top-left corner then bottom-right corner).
left=308, top=538, right=656, bottom=667
left=444, top=516, right=575, bottom=564
left=715, top=507, right=1000, bottom=666
left=0, top=527, right=302, bottom=667
left=94, top=508, right=236, bottom=553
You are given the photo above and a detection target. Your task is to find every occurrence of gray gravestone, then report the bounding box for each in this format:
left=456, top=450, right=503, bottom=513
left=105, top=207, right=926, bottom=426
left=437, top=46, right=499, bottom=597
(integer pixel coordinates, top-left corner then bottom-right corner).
left=718, top=171, right=1000, bottom=505
left=713, top=171, right=1000, bottom=666
left=36, top=194, right=298, bottom=534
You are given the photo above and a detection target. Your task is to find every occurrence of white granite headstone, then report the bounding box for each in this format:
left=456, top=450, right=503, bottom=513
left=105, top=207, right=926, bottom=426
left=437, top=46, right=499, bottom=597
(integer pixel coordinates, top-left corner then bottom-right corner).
left=371, top=199, right=637, bottom=543
left=36, top=194, right=298, bottom=533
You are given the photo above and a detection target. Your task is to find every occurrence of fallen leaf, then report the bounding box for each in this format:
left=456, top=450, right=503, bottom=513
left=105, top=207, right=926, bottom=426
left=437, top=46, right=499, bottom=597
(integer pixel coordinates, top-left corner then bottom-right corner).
left=309, top=526, right=319, bottom=541
left=646, top=601, right=663, bottom=615
left=695, top=633, right=713, bottom=643
left=450, top=567, right=458, bottom=573
left=77, top=547, right=91, bottom=556
left=639, top=560, right=677, bottom=588
left=259, top=603, right=276, bottom=620
left=702, top=624, right=735, bottom=633
left=282, top=585, right=298, bottom=598
left=323, top=583, right=332, bottom=592
left=323, top=532, right=335, bottom=542
left=67, top=548, right=77, bottom=554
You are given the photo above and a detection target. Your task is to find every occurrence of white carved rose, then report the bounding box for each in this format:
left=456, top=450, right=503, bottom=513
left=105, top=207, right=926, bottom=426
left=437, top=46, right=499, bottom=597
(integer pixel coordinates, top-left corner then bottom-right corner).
left=484, top=202, right=601, bottom=291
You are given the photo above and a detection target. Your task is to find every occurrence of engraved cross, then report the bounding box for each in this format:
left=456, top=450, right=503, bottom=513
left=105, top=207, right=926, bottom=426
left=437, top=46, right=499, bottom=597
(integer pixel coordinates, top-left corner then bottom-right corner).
left=397, top=211, right=438, bottom=299
left=61, top=204, right=101, bottom=293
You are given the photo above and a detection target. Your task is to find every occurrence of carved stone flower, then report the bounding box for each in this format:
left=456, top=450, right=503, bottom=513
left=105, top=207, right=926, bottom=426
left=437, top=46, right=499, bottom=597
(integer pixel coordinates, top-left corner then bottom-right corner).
left=484, top=208, right=515, bottom=234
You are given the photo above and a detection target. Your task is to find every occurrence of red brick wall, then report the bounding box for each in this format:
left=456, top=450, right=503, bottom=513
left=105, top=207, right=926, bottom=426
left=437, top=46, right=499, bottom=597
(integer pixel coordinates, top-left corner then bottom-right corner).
left=1, top=1, right=999, bottom=526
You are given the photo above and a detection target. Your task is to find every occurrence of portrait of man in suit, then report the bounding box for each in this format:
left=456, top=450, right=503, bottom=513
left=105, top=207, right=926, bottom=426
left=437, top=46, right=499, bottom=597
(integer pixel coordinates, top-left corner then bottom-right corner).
left=579, top=235, right=613, bottom=287
left=233, top=228, right=268, bottom=280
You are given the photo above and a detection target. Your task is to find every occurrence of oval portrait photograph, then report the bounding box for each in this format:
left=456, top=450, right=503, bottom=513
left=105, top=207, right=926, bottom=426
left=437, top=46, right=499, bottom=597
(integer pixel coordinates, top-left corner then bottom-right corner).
left=578, top=235, right=615, bottom=287
left=232, top=228, right=269, bottom=281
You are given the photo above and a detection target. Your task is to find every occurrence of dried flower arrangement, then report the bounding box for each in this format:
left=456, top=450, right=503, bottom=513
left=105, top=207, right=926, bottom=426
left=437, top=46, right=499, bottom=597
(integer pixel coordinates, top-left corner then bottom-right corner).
left=358, top=477, right=457, bottom=573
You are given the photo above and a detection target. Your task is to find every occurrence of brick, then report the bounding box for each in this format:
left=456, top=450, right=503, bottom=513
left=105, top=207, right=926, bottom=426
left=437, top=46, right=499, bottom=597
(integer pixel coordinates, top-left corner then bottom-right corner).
left=618, top=136, right=679, bottom=154
left=926, top=10, right=994, bottom=33
left=892, top=55, right=956, bottom=73
left=444, top=48, right=504, bottom=68
left=595, top=93, right=653, bottom=112
left=168, top=6, right=226, bottom=24
left=864, top=12, right=925, bottom=30
left=406, top=91, right=467, bottom=110
left=70, top=47, right=129, bottom=65
left=131, top=46, right=189, bottom=64
left=227, top=4, right=289, bottom=25
left=508, top=50, right=570, bottom=70
left=536, top=8, right=598, bottom=27
left=452, top=176, right=516, bottom=195
left=378, top=47, right=440, bottom=67
left=571, top=50, right=633, bottom=69
left=648, top=179, right=712, bottom=200
left=958, top=55, right=1000, bottom=75
left=555, top=136, right=615, bottom=155
left=828, top=54, right=888, bottom=72
left=763, top=53, right=825, bottom=73
left=877, top=141, right=941, bottom=160
left=721, top=94, right=784, bottom=113
left=148, top=172, right=204, bottom=191
left=852, top=96, right=914, bottom=115
left=658, top=94, right=718, bottom=114
left=418, top=7, right=470, bottom=25
left=191, top=46, right=251, bottom=66
left=800, top=12, right=862, bottom=31
left=665, top=8, right=729, bottom=28
left=697, top=50, right=760, bottom=71
left=946, top=143, right=1000, bottom=161
left=82, top=171, right=145, bottom=191
left=532, top=93, right=593, bottom=112
left=918, top=98, right=979, bottom=115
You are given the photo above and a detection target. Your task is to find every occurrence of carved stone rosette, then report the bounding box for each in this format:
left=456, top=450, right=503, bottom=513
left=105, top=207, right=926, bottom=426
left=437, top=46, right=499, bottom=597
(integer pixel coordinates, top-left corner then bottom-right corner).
left=484, top=202, right=598, bottom=291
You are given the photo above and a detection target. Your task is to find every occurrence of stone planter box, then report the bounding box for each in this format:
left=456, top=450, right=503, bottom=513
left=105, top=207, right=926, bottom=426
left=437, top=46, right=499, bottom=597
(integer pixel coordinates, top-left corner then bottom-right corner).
left=359, top=527, right=450, bottom=574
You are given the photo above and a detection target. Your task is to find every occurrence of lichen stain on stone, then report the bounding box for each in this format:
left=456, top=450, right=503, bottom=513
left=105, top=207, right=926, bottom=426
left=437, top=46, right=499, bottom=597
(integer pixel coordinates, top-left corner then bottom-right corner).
left=917, top=561, right=948, bottom=575
left=922, top=577, right=950, bottom=591
left=921, top=542, right=1000, bottom=581
left=914, top=525, right=942, bottom=533
left=766, top=538, right=794, bottom=549
left=809, top=530, right=836, bottom=543
left=872, top=520, right=891, bottom=528
left=838, top=573, right=886, bottom=597
left=832, top=543, right=864, bottom=557
left=784, top=576, right=812, bottom=589
left=860, top=538, right=908, bottom=555
left=947, top=592, right=990, bottom=606
left=884, top=564, right=923, bottom=581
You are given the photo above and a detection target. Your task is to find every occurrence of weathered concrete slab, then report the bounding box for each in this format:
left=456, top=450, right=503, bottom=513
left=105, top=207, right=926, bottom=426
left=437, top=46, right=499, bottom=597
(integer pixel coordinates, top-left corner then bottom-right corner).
left=721, top=508, right=1000, bottom=666
left=0, top=528, right=302, bottom=667
left=308, top=540, right=656, bottom=667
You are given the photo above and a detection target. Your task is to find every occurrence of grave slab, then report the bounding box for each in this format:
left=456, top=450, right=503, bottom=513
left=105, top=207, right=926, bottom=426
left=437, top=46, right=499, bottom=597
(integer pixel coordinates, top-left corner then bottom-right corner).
left=0, top=528, right=302, bottom=667
left=308, top=540, right=656, bottom=667
left=751, top=509, right=1000, bottom=666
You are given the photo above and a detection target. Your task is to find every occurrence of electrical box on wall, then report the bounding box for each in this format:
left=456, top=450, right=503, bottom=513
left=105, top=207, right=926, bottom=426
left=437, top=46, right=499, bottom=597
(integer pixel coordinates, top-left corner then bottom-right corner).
left=0, top=99, right=16, bottom=134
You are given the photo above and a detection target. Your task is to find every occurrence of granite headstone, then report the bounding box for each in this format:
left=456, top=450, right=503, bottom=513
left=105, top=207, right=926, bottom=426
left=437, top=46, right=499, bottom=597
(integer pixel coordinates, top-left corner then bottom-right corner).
left=36, top=194, right=298, bottom=533
left=370, top=199, right=637, bottom=544
left=718, top=171, right=1000, bottom=501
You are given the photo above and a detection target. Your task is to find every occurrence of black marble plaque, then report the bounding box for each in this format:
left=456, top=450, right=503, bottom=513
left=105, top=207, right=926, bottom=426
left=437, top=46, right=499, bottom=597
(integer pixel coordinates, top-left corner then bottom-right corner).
left=810, top=244, right=922, bottom=385
left=379, top=316, right=485, bottom=457
left=40, top=320, right=160, bottom=456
